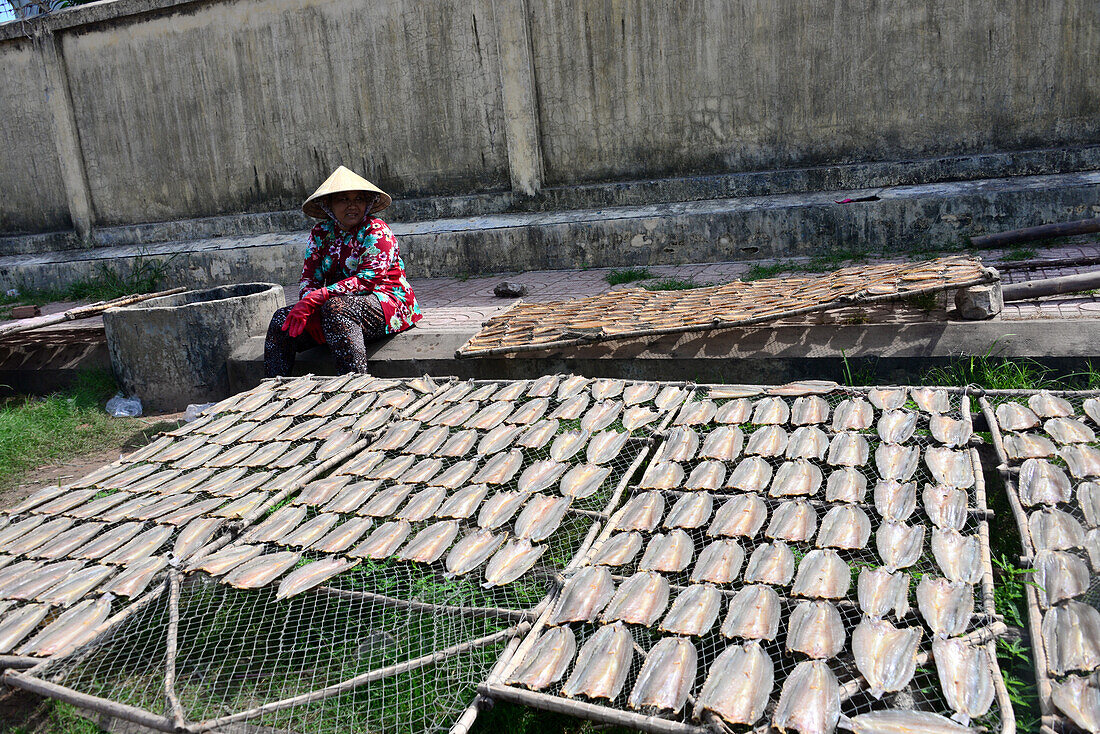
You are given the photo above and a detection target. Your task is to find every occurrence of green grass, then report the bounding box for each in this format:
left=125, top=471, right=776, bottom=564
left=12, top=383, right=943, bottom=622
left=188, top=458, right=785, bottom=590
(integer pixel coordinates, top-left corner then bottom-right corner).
left=741, top=248, right=869, bottom=282
left=0, top=370, right=156, bottom=491
left=0, top=254, right=175, bottom=313
left=904, top=292, right=940, bottom=311
left=603, top=267, right=655, bottom=286
left=1001, top=247, right=1038, bottom=262
left=641, top=277, right=707, bottom=291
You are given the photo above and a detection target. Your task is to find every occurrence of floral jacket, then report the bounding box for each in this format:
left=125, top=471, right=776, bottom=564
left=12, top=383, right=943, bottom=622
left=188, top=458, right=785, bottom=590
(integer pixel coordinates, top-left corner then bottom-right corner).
left=299, top=217, right=422, bottom=335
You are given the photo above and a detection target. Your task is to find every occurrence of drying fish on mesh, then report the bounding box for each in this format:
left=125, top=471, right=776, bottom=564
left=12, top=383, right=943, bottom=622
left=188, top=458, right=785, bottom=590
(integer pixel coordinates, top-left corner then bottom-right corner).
left=828, top=432, right=869, bottom=467
left=312, top=517, right=375, bottom=553
left=875, top=443, right=920, bottom=481
left=591, top=532, right=643, bottom=567
left=791, top=395, right=830, bottom=425
left=1045, top=416, right=1097, bottom=445
left=506, top=626, right=576, bottom=691
left=444, top=529, right=505, bottom=578
left=18, top=595, right=113, bottom=658
left=826, top=468, right=868, bottom=503
left=727, top=456, right=773, bottom=492
left=925, top=447, right=975, bottom=488
left=1034, top=549, right=1090, bottom=607
left=721, top=584, right=781, bottom=641
left=223, top=551, right=301, bottom=589
left=765, top=500, right=818, bottom=543
left=876, top=521, right=925, bottom=570
left=550, top=430, right=590, bottom=462
left=466, top=401, right=513, bottom=431
left=773, top=660, right=841, bottom=734
left=924, top=485, right=970, bottom=530
left=517, top=421, right=558, bottom=450
left=694, top=640, right=773, bottom=726
left=275, top=557, right=357, bottom=600
left=1029, top=508, right=1085, bottom=551
left=549, top=566, right=615, bottom=624
left=912, top=387, right=952, bottom=414
left=933, top=637, right=995, bottom=725
left=622, top=407, right=659, bottom=431
left=514, top=494, right=570, bottom=541
left=1061, top=445, right=1100, bottom=479
left=657, top=427, right=699, bottom=462
left=506, top=398, right=549, bottom=426
left=868, top=387, right=907, bottom=411
left=558, top=375, right=590, bottom=400
left=751, top=396, right=790, bottom=425
left=601, top=572, right=669, bottom=625
left=622, top=381, right=657, bottom=406
left=639, top=530, right=695, bottom=573
left=931, top=414, right=973, bottom=448
left=684, top=461, right=726, bottom=490
left=658, top=583, right=721, bottom=636
left=769, top=460, right=823, bottom=497
left=483, top=538, right=544, bottom=587
left=877, top=410, right=918, bottom=444
left=743, top=541, right=794, bottom=585
left=788, top=600, right=846, bottom=660
left=709, top=493, right=767, bottom=538
left=853, top=617, right=922, bottom=698
left=349, top=520, right=412, bottom=559
left=1005, top=432, right=1058, bottom=461
left=586, top=430, right=630, bottom=465
left=1029, top=391, right=1075, bottom=418
left=559, top=464, right=611, bottom=499
left=1019, top=458, right=1073, bottom=506
left=478, top=491, right=526, bottom=530
left=832, top=398, right=874, bottom=431
left=792, top=549, right=850, bottom=599
left=527, top=374, right=560, bottom=398
left=398, top=521, right=460, bottom=564
left=1043, top=600, right=1100, bottom=675
left=874, top=480, right=917, bottom=522
left=931, top=529, right=983, bottom=583
left=816, top=504, right=871, bottom=549
left=470, top=449, right=523, bottom=485
left=397, top=487, right=448, bottom=522
left=560, top=622, right=633, bottom=701
left=430, top=459, right=480, bottom=490
left=675, top=399, right=717, bottom=426
left=1050, top=675, right=1100, bottom=734
left=858, top=567, right=909, bottom=620
left=745, top=425, right=788, bottom=457
left=517, top=460, right=568, bottom=494
left=549, top=393, right=589, bottom=421
left=715, top=398, right=752, bottom=424
left=580, top=400, right=622, bottom=432
left=638, top=461, right=684, bottom=490
left=627, top=636, right=697, bottom=713
left=689, top=539, right=744, bottom=583
left=786, top=426, right=829, bottom=461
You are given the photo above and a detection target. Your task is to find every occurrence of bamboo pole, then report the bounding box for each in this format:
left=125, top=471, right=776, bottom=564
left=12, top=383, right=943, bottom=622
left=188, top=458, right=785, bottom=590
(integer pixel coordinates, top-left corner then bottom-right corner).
left=971, top=447, right=999, bottom=618
left=190, top=623, right=529, bottom=732
left=0, top=655, right=45, bottom=670
left=987, top=637, right=1018, bottom=734
left=0, top=287, right=188, bottom=339
left=164, top=570, right=186, bottom=729
left=316, top=586, right=533, bottom=623
left=2, top=671, right=179, bottom=733
left=978, top=398, right=1036, bottom=559
left=969, top=217, right=1100, bottom=249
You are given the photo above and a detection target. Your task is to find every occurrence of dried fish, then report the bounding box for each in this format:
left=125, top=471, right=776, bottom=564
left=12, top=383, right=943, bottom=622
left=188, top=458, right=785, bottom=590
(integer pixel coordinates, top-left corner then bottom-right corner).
left=816, top=504, right=871, bottom=549
left=507, top=626, right=577, bottom=691
left=773, top=660, right=841, bottom=734
left=792, top=549, right=850, bottom=599
left=874, top=480, right=917, bottom=522
left=745, top=425, right=788, bottom=457
left=825, top=468, right=868, bottom=503
left=0, top=604, right=50, bottom=653
left=828, top=432, right=869, bottom=467
left=1051, top=675, right=1100, bottom=734
left=591, top=532, right=643, bottom=567
left=550, top=393, right=590, bottom=421
left=1082, top=483, right=1100, bottom=527
left=340, top=451, right=385, bottom=477
left=1044, top=600, right=1100, bottom=675
left=994, top=402, right=1040, bottom=432
left=470, top=449, right=522, bottom=485
left=398, top=521, right=459, bottom=564
left=340, top=392, right=378, bottom=416
left=517, top=420, right=558, bottom=450
left=483, top=538, right=544, bottom=587
left=172, top=517, right=224, bottom=561
left=641, top=530, right=696, bottom=574
left=685, top=461, right=726, bottom=490
left=586, top=430, right=630, bottom=465
left=1019, top=458, right=1073, bottom=505
left=212, top=491, right=271, bottom=519
left=1030, top=508, right=1086, bottom=551
left=752, top=397, right=790, bottom=425
left=868, top=387, right=907, bottom=411
left=405, top=425, right=450, bottom=455
left=439, top=429, right=478, bottom=457
left=376, top=388, right=415, bottom=409
left=698, top=426, right=744, bottom=461
left=398, top=457, right=443, bottom=485
left=517, top=460, right=569, bottom=494
left=395, top=487, right=446, bottom=523
left=832, top=398, right=873, bottom=431
left=932, top=529, right=982, bottom=583
left=561, top=622, right=633, bottom=701
left=655, top=386, right=689, bottom=411
left=18, top=595, right=112, bottom=657
left=477, top=424, right=523, bottom=455
left=1005, top=432, right=1058, bottom=460
left=1034, top=549, right=1090, bottom=608
left=349, top=521, right=412, bottom=559
left=622, top=407, right=659, bottom=431
left=715, top=398, right=752, bottom=424
left=281, top=514, right=342, bottom=549
left=488, top=381, right=524, bottom=402
left=592, top=378, right=625, bottom=401
left=296, top=476, right=355, bottom=507
left=912, top=387, right=952, bottom=414
left=695, top=641, right=773, bottom=726
left=355, top=407, right=394, bottom=432
left=188, top=544, right=265, bottom=576
left=916, top=576, right=974, bottom=638
left=103, top=525, right=174, bottom=565
left=429, top=459, right=480, bottom=490
left=2, top=518, right=74, bottom=556
left=770, top=460, right=823, bottom=497
left=549, top=566, right=615, bottom=624
left=638, top=461, right=684, bottom=489
left=527, top=375, right=560, bottom=398
left=323, top=480, right=382, bottom=515
left=744, top=541, right=795, bottom=585
left=766, top=500, right=818, bottom=543
left=858, top=567, right=909, bottom=620
left=623, top=382, right=658, bottom=406
left=276, top=557, right=357, bottom=600
left=434, top=485, right=489, bottom=521
left=41, top=564, right=115, bottom=606
left=373, top=420, right=421, bottom=451
left=664, top=492, right=714, bottom=529
left=875, top=443, right=920, bottom=481
left=675, top=399, right=717, bottom=426
left=5, top=560, right=85, bottom=600
left=33, top=489, right=98, bottom=516
left=8, top=485, right=67, bottom=515
left=1029, top=391, right=1075, bottom=418
left=924, top=485, right=969, bottom=531
left=478, top=491, right=526, bottom=529
left=31, top=523, right=105, bottom=560
left=791, top=396, right=830, bottom=426
left=709, top=494, right=767, bottom=538
left=1046, top=417, right=1097, bottom=445
left=931, top=415, right=973, bottom=448
left=601, top=571, right=669, bottom=625
left=0, top=561, right=45, bottom=594
left=933, top=638, right=994, bottom=724
left=727, top=456, right=773, bottom=492
left=628, top=637, right=697, bottom=713
left=369, top=454, right=417, bottom=482
left=241, top=505, right=308, bottom=544
left=853, top=618, right=922, bottom=698
left=788, top=600, right=845, bottom=659
left=515, top=495, right=571, bottom=541
left=614, top=491, right=665, bottom=532
left=134, top=493, right=200, bottom=522
left=877, top=410, right=917, bottom=444
left=659, top=584, right=721, bottom=636
left=75, top=522, right=145, bottom=560
left=925, top=448, right=975, bottom=489
left=1086, top=398, right=1100, bottom=427
left=581, top=401, right=622, bottom=433
left=1061, top=445, right=1100, bottom=479
left=722, top=584, right=781, bottom=641
left=876, top=521, right=925, bottom=571
left=786, top=426, right=829, bottom=461
left=557, top=375, right=591, bottom=400
left=560, top=464, right=611, bottom=499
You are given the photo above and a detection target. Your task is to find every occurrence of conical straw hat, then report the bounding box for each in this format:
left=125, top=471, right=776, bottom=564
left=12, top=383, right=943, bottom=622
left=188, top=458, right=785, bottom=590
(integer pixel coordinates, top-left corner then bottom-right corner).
left=302, top=166, right=392, bottom=219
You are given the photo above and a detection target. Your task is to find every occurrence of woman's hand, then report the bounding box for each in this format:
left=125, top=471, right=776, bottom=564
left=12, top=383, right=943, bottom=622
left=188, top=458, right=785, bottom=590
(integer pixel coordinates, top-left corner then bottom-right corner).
left=281, top=288, right=331, bottom=338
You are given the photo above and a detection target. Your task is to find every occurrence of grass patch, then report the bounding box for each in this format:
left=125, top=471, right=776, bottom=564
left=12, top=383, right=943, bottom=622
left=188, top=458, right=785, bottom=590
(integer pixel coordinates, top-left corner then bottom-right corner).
left=0, top=254, right=175, bottom=313
left=604, top=267, right=655, bottom=286
left=641, top=277, right=707, bottom=291
left=1001, top=247, right=1038, bottom=262
left=0, top=370, right=154, bottom=491
left=905, top=292, right=940, bottom=311
left=741, top=249, right=869, bottom=282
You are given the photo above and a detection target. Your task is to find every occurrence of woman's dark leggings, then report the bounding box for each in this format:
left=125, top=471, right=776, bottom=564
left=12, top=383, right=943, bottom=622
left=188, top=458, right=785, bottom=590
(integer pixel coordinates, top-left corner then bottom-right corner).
left=264, top=294, right=387, bottom=377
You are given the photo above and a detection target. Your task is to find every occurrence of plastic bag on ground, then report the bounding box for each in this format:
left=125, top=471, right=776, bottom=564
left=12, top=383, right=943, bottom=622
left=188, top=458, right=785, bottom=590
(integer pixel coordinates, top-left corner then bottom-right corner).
left=184, top=403, right=217, bottom=422
left=106, top=393, right=143, bottom=418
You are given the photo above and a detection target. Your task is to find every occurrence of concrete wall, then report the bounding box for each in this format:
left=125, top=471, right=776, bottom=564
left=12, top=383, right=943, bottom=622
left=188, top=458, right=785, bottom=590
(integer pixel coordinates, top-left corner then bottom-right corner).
left=1, top=0, right=1098, bottom=235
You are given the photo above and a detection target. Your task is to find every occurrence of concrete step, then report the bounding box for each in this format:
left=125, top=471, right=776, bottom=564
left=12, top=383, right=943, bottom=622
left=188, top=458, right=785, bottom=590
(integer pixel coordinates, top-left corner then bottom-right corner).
left=3, top=171, right=1099, bottom=291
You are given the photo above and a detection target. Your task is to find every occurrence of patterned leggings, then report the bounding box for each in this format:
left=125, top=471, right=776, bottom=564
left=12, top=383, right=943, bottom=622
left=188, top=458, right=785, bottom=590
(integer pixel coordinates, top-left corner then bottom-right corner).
left=264, top=294, right=387, bottom=377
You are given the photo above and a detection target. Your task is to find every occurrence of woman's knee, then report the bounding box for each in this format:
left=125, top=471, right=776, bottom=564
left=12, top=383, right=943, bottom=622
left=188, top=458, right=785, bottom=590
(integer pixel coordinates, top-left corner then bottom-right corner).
left=268, top=305, right=294, bottom=332
left=319, top=295, right=349, bottom=321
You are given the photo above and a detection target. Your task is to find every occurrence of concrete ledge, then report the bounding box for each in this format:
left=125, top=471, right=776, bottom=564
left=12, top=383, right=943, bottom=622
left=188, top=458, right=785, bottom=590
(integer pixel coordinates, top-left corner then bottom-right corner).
left=226, top=318, right=1100, bottom=394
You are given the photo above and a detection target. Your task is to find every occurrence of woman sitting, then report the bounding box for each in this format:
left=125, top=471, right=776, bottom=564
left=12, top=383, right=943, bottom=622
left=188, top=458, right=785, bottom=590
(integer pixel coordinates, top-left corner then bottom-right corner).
left=264, top=166, right=422, bottom=377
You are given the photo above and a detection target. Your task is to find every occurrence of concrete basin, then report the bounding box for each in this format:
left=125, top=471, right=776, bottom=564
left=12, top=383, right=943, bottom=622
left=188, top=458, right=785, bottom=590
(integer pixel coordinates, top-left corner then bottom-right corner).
left=104, top=283, right=284, bottom=412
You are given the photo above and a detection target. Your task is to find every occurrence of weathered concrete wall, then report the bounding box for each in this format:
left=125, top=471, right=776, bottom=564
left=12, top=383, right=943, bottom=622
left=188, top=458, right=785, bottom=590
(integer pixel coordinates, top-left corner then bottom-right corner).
left=528, top=0, right=1100, bottom=184
left=0, top=38, right=70, bottom=232
left=1, top=0, right=1098, bottom=236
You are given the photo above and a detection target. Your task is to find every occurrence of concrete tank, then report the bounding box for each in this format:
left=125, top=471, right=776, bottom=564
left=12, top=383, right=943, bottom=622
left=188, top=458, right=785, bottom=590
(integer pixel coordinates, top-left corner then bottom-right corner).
left=103, top=283, right=284, bottom=412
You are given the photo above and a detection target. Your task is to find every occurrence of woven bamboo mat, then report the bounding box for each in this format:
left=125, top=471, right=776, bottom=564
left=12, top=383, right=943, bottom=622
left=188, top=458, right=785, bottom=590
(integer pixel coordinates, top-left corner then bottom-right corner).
left=457, top=256, right=996, bottom=357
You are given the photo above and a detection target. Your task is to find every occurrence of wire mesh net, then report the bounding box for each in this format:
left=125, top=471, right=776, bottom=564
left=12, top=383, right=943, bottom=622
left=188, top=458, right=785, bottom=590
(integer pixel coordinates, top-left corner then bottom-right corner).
left=980, top=389, right=1100, bottom=733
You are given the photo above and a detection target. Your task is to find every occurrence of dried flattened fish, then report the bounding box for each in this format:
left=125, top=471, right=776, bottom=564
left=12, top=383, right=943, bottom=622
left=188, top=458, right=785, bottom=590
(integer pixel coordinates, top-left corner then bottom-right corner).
left=514, top=494, right=570, bottom=542
left=744, top=541, right=795, bottom=586
left=727, top=456, right=773, bottom=492
left=354, top=407, right=394, bottom=432
left=917, top=576, right=974, bottom=638
left=655, top=386, right=689, bottom=411
left=641, top=530, right=696, bottom=574
left=373, top=419, right=421, bottom=451
left=688, top=539, right=743, bottom=583
left=281, top=514, right=342, bottom=549
left=477, top=424, right=522, bottom=455
left=0, top=604, right=50, bottom=653
left=429, top=459, right=480, bottom=490
left=40, top=564, right=116, bottom=606
left=924, top=485, right=969, bottom=530
left=623, top=382, right=658, bottom=406
left=709, top=494, right=767, bottom=538
left=398, top=457, right=443, bottom=485
left=103, top=525, right=174, bottom=565
left=792, top=549, right=850, bottom=599
left=1081, top=483, right=1100, bottom=527
left=549, top=566, right=615, bottom=624
left=397, top=487, right=448, bottom=522
left=695, top=641, right=773, bottom=726
left=875, top=443, right=920, bottom=481
left=659, top=584, right=721, bottom=636
left=933, top=638, right=994, bottom=724
left=745, top=425, right=788, bottom=457
left=786, top=426, right=829, bottom=461
left=436, top=485, right=489, bottom=520
left=275, top=557, right=358, bottom=600
left=664, top=492, right=713, bottom=529
left=770, top=460, right=823, bottom=497
left=1005, top=432, right=1058, bottom=461
left=470, top=449, right=522, bottom=485
left=722, top=584, right=781, bottom=641
left=507, top=626, right=576, bottom=691
left=832, top=398, right=873, bottom=431
left=1086, top=397, right=1100, bottom=427
left=766, top=500, right=818, bottom=543
left=311, top=517, right=374, bottom=553
left=931, top=529, right=982, bottom=583
left=172, top=517, right=224, bottom=562
left=601, top=571, right=669, bottom=625
left=876, top=521, right=925, bottom=571
left=323, top=480, right=382, bottom=515
left=925, top=447, right=975, bottom=488
left=877, top=410, right=918, bottom=444
left=685, top=461, right=726, bottom=490
left=560, top=464, right=611, bottom=499
left=787, top=600, right=845, bottom=659
left=912, top=387, right=952, bottom=414
left=586, top=430, right=630, bottom=465
left=75, top=521, right=145, bottom=560
left=241, top=505, right=308, bottom=544
left=8, top=485, right=67, bottom=515
left=638, top=460, right=684, bottom=490
left=591, top=378, right=625, bottom=401
left=853, top=618, right=922, bottom=698
left=715, top=398, right=752, bottom=424
left=675, top=399, right=717, bottom=426
left=31, top=523, right=105, bottom=560
left=399, top=521, right=459, bottom=564
left=517, top=460, right=569, bottom=494
left=517, top=420, right=558, bottom=450
left=1, top=560, right=82, bottom=600
left=1019, top=458, right=1072, bottom=505
left=33, top=489, right=99, bottom=516
left=439, top=429, right=478, bottom=457
left=628, top=637, right=697, bottom=713
left=526, top=375, right=560, bottom=398
left=1029, top=508, right=1085, bottom=551
left=557, top=375, right=590, bottom=401
left=700, top=426, right=744, bottom=461
left=874, top=480, right=917, bottom=522
left=405, top=425, right=450, bottom=456
left=296, top=476, right=354, bottom=507
left=18, top=595, right=112, bottom=658
left=931, top=414, right=973, bottom=448
left=996, top=401, right=1040, bottom=432
left=1061, top=445, right=1100, bottom=479
left=1034, top=549, right=1090, bottom=608
left=868, top=387, right=907, bottom=411
left=859, top=567, right=909, bottom=621
left=349, top=521, right=411, bottom=559
left=773, top=660, right=841, bottom=734
left=622, top=407, right=659, bottom=431
left=3, top=518, right=75, bottom=556
left=483, top=538, right=544, bottom=587
left=478, top=491, right=526, bottom=529
left=506, top=398, right=549, bottom=426
left=791, top=396, right=830, bottom=426
left=212, top=491, right=270, bottom=519
left=591, top=532, right=642, bottom=567
left=561, top=621, right=633, bottom=701
left=614, top=491, right=665, bottom=532
left=1046, top=417, right=1097, bottom=445
left=1051, top=675, right=1100, bottom=734
left=1044, top=601, right=1100, bottom=675
left=222, top=550, right=303, bottom=589
left=828, top=432, right=869, bottom=467
left=549, top=393, right=590, bottom=421
left=581, top=400, right=622, bottom=432
left=1030, top=391, right=1075, bottom=418
left=816, top=504, right=871, bottom=549
left=825, top=468, right=868, bottom=503
left=752, top=397, right=790, bottom=425
left=187, top=544, right=263, bottom=576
